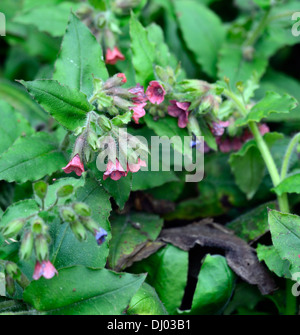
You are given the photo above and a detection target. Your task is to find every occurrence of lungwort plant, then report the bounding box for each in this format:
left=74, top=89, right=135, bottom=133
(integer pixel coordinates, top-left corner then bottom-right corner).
left=0, top=0, right=300, bottom=316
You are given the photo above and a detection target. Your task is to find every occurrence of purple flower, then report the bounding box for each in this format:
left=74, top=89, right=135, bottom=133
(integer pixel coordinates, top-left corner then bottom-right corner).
left=103, top=159, right=127, bottom=181
left=167, top=100, right=191, bottom=128
left=95, top=228, right=108, bottom=246
left=129, top=84, right=148, bottom=104
left=211, top=121, right=230, bottom=137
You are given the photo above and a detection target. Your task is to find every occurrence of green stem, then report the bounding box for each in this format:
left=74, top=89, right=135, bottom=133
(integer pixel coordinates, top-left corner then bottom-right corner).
left=281, top=132, right=300, bottom=180
left=224, top=88, right=296, bottom=314
left=244, top=8, right=271, bottom=47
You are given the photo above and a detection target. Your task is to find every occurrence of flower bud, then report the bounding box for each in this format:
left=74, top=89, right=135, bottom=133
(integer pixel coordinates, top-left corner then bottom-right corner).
left=19, top=231, right=34, bottom=261
left=31, top=217, right=45, bottom=234
left=57, top=184, right=74, bottom=198
left=60, top=207, right=76, bottom=222
left=88, top=131, right=99, bottom=150
left=5, top=274, right=15, bottom=296
left=103, top=73, right=127, bottom=90
left=2, top=219, right=25, bottom=238
left=33, top=181, right=48, bottom=200
left=97, top=115, right=112, bottom=132
left=70, top=220, right=87, bottom=241
left=81, top=217, right=99, bottom=233
left=113, top=96, right=133, bottom=111
left=5, top=262, right=21, bottom=281
left=72, top=202, right=91, bottom=217
left=177, top=79, right=211, bottom=94
left=35, top=234, right=49, bottom=262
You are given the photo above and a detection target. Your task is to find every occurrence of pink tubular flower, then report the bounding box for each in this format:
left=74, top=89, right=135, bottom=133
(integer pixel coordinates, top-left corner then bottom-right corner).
left=130, top=103, right=147, bottom=124
left=129, top=84, right=148, bottom=104
left=146, top=81, right=166, bottom=104
left=62, top=154, right=84, bottom=176
left=105, top=46, right=125, bottom=65
left=117, top=73, right=127, bottom=83
left=127, top=158, right=147, bottom=173
left=258, top=123, right=270, bottom=136
left=33, top=260, right=58, bottom=280
left=167, top=100, right=191, bottom=128
left=103, top=159, right=127, bottom=181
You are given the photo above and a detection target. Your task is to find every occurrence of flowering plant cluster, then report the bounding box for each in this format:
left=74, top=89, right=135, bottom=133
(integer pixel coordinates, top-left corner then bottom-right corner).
left=0, top=0, right=300, bottom=316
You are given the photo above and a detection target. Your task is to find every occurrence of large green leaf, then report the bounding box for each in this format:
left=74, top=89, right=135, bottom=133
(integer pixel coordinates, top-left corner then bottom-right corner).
left=0, top=132, right=67, bottom=183
left=127, top=282, right=168, bottom=315
left=20, top=79, right=93, bottom=131
left=218, top=43, right=268, bottom=87
left=53, top=12, right=108, bottom=96
left=23, top=266, right=146, bottom=314
left=0, top=100, right=33, bottom=154
left=235, top=92, right=298, bottom=127
left=256, top=244, right=291, bottom=279
left=130, top=13, right=155, bottom=86
left=130, top=244, right=188, bottom=314
left=268, top=209, right=300, bottom=274
left=175, top=0, right=225, bottom=78
left=108, top=212, right=163, bottom=271
left=186, top=255, right=235, bottom=315
left=14, top=3, right=81, bottom=37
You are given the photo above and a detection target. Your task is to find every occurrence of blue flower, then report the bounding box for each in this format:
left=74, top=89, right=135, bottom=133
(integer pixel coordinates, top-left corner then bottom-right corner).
left=95, top=228, right=108, bottom=245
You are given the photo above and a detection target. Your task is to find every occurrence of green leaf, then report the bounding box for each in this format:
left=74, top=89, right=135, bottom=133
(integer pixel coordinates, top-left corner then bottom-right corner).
left=229, top=132, right=283, bottom=199
left=108, top=212, right=163, bottom=271
left=0, top=199, right=39, bottom=229
left=235, top=92, right=298, bottom=127
left=0, top=100, right=33, bottom=154
left=0, top=80, right=48, bottom=127
left=130, top=244, right=188, bottom=314
left=130, top=13, right=155, bottom=86
left=14, top=3, right=81, bottom=37
left=227, top=201, right=276, bottom=242
left=102, top=173, right=132, bottom=210
left=273, top=173, right=300, bottom=196
left=23, top=266, right=146, bottom=314
left=229, top=141, right=266, bottom=199
left=186, top=255, right=235, bottom=315
left=218, top=43, right=268, bottom=89
left=268, top=209, right=300, bottom=274
left=49, top=178, right=111, bottom=269
left=256, top=69, right=300, bottom=122
left=256, top=244, right=291, bottom=279
left=53, top=12, right=108, bottom=96
left=127, top=283, right=168, bottom=315
left=20, top=80, right=93, bottom=131
left=0, top=132, right=67, bottom=183
left=175, top=0, right=225, bottom=78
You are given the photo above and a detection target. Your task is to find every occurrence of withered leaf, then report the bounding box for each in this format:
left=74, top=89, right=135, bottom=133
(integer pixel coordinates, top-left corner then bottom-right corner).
left=159, top=219, right=277, bottom=295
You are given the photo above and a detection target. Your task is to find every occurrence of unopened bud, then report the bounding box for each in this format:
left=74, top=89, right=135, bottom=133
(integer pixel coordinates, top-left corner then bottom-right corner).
left=70, top=221, right=87, bottom=241
left=113, top=96, right=133, bottom=111
left=97, top=115, right=112, bottom=132
left=5, top=274, right=15, bottom=296
left=31, top=217, right=45, bottom=234
left=57, top=184, right=74, bottom=198
left=2, top=219, right=25, bottom=238
left=177, top=79, right=211, bottom=94
left=19, top=231, right=34, bottom=261
left=73, top=202, right=91, bottom=217
left=88, top=131, right=99, bottom=150
left=81, top=217, right=99, bottom=233
left=60, top=207, right=76, bottom=222
left=103, top=73, right=127, bottom=90
left=35, top=234, right=49, bottom=262
left=5, top=262, right=21, bottom=281
left=33, top=180, right=48, bottom=200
